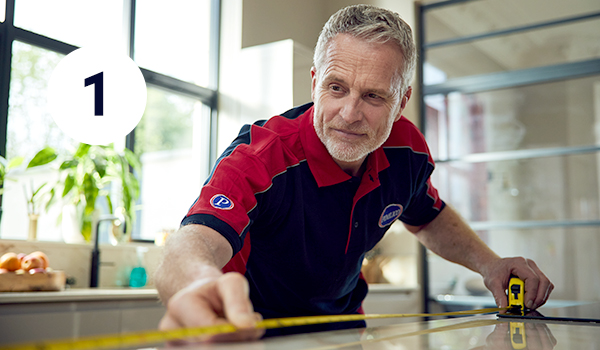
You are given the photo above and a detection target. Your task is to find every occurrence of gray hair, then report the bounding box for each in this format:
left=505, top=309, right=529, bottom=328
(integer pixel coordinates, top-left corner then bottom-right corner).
left=313, top=4, right=417, bottom=96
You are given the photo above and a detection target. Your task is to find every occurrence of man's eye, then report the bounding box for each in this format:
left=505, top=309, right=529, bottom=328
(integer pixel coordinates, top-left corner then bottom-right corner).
left=367, top=93, right=380, bottom=99
left=330, top=85, right=342, bottom=92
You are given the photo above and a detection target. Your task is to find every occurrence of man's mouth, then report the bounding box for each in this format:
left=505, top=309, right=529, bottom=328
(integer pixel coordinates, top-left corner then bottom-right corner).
left=331, top=128, right=365, bottom=139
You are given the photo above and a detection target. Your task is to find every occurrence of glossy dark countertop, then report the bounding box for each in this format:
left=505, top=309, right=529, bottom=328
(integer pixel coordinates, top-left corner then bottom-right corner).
left=172, top=303, right=600, bottom=350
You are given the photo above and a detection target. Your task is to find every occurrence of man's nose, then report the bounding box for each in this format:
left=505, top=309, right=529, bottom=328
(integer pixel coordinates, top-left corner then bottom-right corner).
left=339, top=96, right=363, bottom=124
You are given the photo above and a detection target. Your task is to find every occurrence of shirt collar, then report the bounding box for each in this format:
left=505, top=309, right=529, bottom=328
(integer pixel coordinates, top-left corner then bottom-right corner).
left=299, top=106, right=390, bottom=188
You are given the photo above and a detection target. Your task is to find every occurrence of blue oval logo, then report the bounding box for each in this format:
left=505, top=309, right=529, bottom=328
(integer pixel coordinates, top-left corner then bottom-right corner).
left=210, top=194, right=234, bottom=210
left=378, top=204, right=403, bottom=227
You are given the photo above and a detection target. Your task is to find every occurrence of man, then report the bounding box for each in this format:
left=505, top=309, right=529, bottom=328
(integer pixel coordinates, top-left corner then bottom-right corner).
left=155, top=4, right=553, bottom=340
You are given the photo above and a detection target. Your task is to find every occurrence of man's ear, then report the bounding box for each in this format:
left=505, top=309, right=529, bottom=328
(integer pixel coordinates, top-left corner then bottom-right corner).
left=401, top=87, right=412, bottom=109
left=395, top=87, right=413, bottom=122
left=310, top=67, right=317, bottom=102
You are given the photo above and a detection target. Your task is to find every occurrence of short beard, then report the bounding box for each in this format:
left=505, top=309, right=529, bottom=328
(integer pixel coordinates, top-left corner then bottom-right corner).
left=314, top=110, right=396, bottom=163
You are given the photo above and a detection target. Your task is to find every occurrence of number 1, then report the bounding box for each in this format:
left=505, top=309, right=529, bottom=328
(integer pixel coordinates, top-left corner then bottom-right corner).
left=84, top=72, right=104, bottom=116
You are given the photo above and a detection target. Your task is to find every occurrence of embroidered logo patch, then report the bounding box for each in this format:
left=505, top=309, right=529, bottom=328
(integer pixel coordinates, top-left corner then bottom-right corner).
left=378, top=204, right=403, bottom=227
left=210, top=194, right=234, bottom=210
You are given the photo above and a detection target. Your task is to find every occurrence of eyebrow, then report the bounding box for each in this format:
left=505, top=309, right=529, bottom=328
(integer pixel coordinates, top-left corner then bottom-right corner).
left=324, top=73, right=395, bottom=99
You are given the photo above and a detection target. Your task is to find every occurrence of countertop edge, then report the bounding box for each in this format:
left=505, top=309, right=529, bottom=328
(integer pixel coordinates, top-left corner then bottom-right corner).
left=0, top=288, right=160, bottom=304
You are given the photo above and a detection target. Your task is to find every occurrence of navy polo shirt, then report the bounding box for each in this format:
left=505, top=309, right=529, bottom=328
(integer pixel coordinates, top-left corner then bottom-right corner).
left=182, top=102, right=444, bottom=335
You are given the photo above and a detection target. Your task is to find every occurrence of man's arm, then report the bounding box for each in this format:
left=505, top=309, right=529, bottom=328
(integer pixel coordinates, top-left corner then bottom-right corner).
left=155, top=224, right=262, bottom=339
left=404, top=205, right=554, bottom=309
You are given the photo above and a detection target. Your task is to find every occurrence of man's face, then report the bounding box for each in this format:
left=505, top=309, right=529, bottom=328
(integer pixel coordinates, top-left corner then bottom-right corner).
left=311, top=34, right=411, bottom=172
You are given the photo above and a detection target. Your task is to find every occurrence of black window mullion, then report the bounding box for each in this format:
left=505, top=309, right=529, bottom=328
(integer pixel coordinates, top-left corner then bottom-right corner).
left=13, top=27, right=77, bottom=56
left=421, top=0, right=479, bottom=11
left=423, top=58, right=600, bottom=96
left=416, top=2, right=430, bottom=316
left=0, top=0, right=15, bottom=159
left=208, top=0, right=221, bottom=167
left=126, top=0, right=136, bottom=152
left=425, top=11, right=600, bottom=49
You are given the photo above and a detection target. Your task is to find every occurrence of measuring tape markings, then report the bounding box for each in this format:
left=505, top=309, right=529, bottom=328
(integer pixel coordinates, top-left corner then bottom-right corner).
left=0, top=307, right=509, bottom=350
left=1, top=279, right=527, bottom=350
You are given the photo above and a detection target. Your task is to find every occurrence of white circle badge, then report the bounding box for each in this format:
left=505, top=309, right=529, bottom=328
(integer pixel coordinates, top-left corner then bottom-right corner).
left=48, top=47, right=147, bottom=145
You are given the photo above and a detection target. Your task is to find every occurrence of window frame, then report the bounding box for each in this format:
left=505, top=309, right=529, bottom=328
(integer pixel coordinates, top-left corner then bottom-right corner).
left=417, top=0, right=600, bottom=312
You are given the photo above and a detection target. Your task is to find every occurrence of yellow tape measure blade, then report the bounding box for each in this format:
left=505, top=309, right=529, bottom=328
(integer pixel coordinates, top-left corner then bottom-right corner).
left=0, top=307, right=509, bottom=350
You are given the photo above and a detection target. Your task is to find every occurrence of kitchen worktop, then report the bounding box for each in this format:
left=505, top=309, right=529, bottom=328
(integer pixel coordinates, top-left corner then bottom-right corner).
left=0, top=287, right=159, bottom=304
left=158, top=303, right=600, bottom=349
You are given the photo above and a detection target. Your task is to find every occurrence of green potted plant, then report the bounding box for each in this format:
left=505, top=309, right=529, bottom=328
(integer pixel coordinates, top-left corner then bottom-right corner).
left=52, top=143, right=141, bottom=242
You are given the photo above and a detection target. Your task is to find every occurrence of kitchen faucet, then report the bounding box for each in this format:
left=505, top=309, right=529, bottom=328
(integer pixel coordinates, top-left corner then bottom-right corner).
left=90, top=215, right=122, bottom=288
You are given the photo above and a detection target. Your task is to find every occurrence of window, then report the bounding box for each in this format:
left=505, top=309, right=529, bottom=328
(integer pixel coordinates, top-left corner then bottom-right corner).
left=14, top=0, right=125, bottom=49
left=134, top=87, right=212, bottom=241
left=419, top=0, right=600, bottom=308
left=134, top=0, right=213, bottom=87
left=0, top=0, right=219, bottom=242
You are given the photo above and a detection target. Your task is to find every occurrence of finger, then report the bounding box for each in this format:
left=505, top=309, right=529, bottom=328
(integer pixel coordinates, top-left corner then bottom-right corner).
left=159, top=312, right=222, bottom=345
left=487, top=278, right=509, bottom=308
left=206, top=312, right=265, bottom=342
left=158, top=313, right=179, bottom=330
left=218, top=272, right=257, bottom=329
left=161, top=280, right=227, bottom=331
left=516, top=266, right=540, bottom=310
left=527, top=260, right=554, bottom=309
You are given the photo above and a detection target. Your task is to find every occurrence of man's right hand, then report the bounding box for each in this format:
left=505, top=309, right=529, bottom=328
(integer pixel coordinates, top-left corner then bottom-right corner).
left=158, top=272, right=264, bottom=342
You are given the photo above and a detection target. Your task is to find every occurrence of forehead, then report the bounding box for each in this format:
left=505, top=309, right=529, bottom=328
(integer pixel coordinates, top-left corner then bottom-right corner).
left=320, top=34, right=403, bottom=93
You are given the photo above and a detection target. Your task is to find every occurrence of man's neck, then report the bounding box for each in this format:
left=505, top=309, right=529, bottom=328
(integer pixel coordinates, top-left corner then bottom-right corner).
left=335, top=156, right=368, bottom=178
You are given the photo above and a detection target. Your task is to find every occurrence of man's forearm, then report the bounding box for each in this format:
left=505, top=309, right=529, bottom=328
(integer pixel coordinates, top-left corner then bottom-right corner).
left=407, top=205, right=500, bottom=276
left=155, top=224, right=233, bottom=304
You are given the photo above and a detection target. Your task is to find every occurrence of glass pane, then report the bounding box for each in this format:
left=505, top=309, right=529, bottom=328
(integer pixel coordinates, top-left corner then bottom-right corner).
left=7, top=42, right=76, bottom=160
left=14, top=0, right=125, bottom=49
left=425, top=18, right=600, bottom=81
left=424, top=0, right=600, bottom=44
left=134, top=0, right=212, bottom=87
left=0, top=0, right=5, bottom=23
left=425, top=75, right=600, bottom=160
left=135, top=87, right=210, bottom=241
left=2, top=42, right=77, bottom=241
left=432, top=152, right=600, bottom=223
left=428, top=226, right=600, bottom=301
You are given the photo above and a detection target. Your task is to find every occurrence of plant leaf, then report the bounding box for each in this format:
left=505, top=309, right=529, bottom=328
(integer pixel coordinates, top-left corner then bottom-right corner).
left=74, top=143, right=91, bottom=158
left=60, top=159, right=79, bottom=170
left=123, top=148, right=141, bottom=170
left=106, top=194, right=113, bottom=214
left=62, top=174, right=75, bottom=197
left=31, top=183, right=47, bottom=199
left=92, top=157, right=107, bottom=178
left=8, top=156, right=24, bottom=169
left=27, top=147, right=57, bottom=168
left=45, top=187, right=56, bottom=212
left=83, top=173, right=98, bottom=214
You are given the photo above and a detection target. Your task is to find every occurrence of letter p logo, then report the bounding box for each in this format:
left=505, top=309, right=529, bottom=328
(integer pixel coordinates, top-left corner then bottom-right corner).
left=210, top=194, right=234, bottom=210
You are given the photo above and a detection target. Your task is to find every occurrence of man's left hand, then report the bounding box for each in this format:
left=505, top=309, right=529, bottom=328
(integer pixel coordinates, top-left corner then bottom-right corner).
left=482, top=257, right=554, bottom=309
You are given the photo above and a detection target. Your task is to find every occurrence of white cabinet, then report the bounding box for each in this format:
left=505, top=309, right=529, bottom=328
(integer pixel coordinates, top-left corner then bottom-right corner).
left=0, top=291, right=165, bottom=344
left=362, top=286, right=421, bottom=328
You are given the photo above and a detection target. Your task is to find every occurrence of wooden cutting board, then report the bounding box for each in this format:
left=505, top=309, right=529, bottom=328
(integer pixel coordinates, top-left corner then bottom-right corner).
left=0, top=270, right=66, bottom=292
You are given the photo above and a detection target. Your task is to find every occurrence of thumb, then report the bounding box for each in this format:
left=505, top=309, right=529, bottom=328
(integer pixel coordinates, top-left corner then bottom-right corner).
left=218, top=272, right=257, bottom=328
